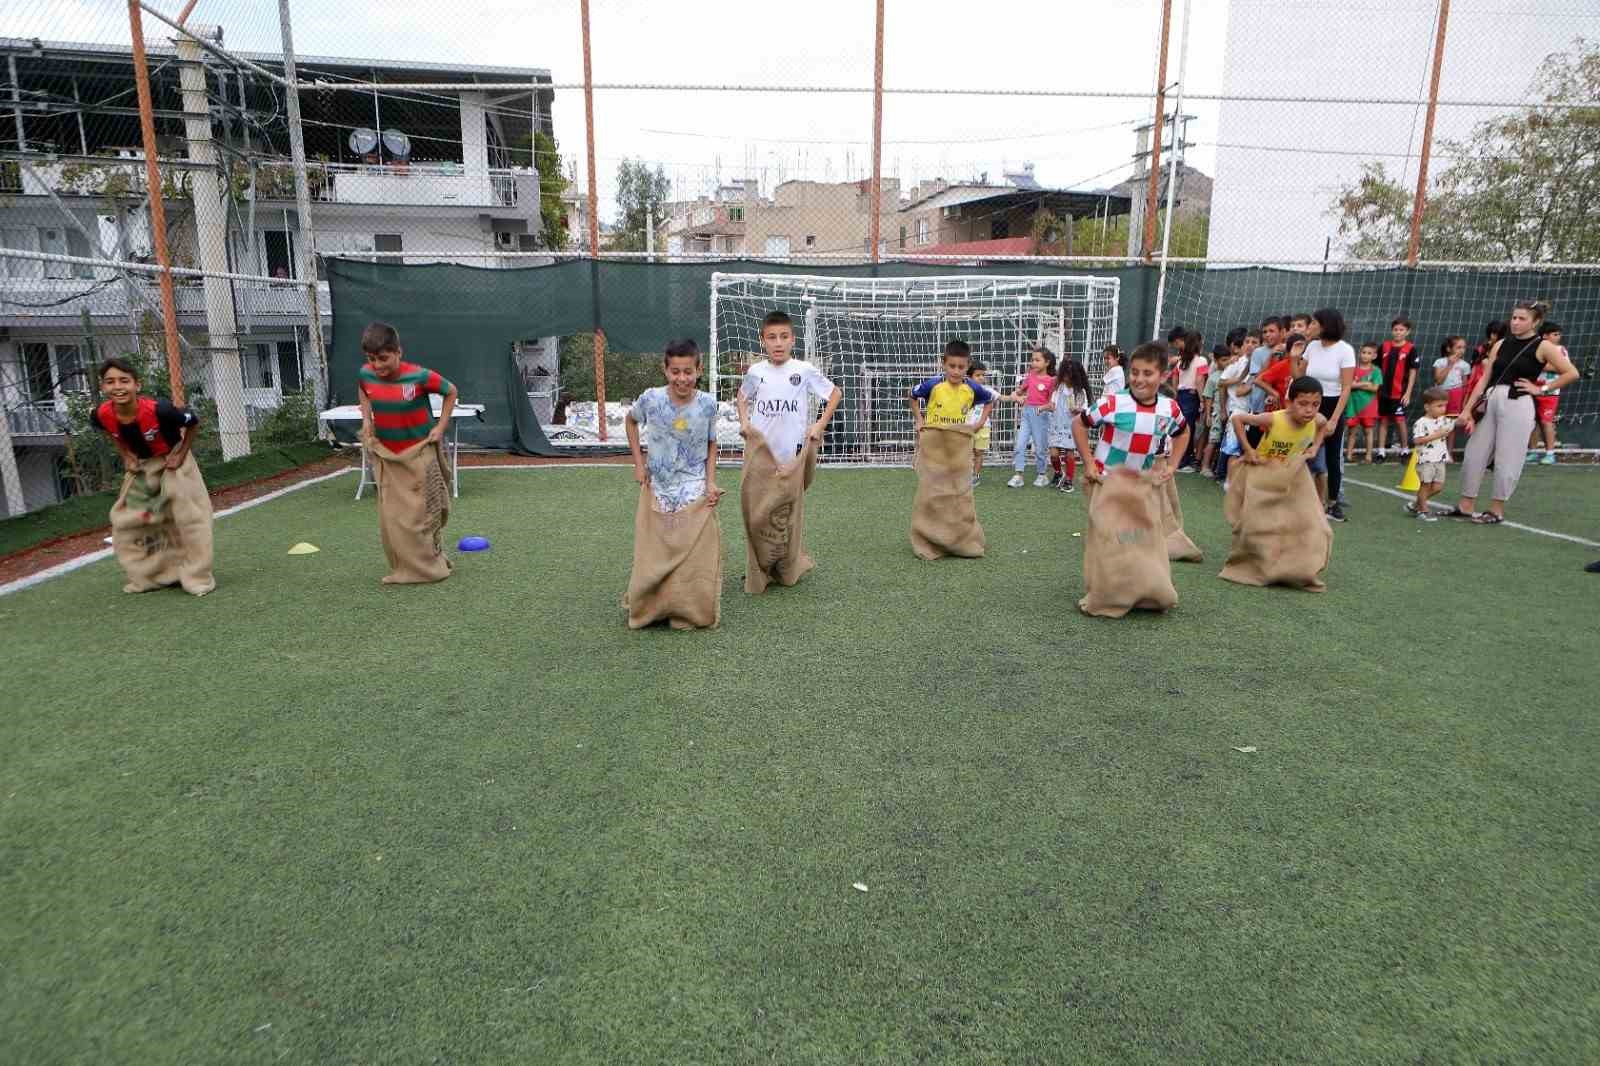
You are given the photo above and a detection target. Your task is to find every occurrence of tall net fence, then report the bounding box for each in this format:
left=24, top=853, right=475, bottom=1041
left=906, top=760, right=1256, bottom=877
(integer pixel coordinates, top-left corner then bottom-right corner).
left=3, top=0, right=1598, bottom=511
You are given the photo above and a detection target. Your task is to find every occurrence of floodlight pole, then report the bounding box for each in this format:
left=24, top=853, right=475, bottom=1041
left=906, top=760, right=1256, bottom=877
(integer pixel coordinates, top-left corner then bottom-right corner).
left=127, top=0, right=186, bottom=403
left=1142, top=0, right=1173, bottom=262
left=1407, top=0, right=1451, bottom=267
left=868, top=0, right=885, bottom=265
left=580, top=0, right=607, bottom=440
left=1151, top=0, right=1192, bottom=340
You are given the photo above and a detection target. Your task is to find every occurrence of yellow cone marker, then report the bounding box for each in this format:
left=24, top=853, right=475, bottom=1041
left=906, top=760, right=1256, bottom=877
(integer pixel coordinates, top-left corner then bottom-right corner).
left=287, top=542, right=320, bottom=555
left=1397, top=451, right=1421, bottom=493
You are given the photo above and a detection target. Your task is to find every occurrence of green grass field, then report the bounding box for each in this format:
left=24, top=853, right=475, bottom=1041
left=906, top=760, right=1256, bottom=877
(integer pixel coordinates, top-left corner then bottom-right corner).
left=3, top=464, right=1598, bottom=1064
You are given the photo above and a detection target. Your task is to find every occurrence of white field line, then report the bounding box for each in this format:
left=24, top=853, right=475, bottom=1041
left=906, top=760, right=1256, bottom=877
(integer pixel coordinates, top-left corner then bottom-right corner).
left=0, top=468, right=357, bottom=599
left=1344, top=477, right=1600, bottom=549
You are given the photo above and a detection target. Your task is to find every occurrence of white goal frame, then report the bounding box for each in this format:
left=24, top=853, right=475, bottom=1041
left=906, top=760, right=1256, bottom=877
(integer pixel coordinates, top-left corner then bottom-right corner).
left=708, top=272, right=1121, bottom=466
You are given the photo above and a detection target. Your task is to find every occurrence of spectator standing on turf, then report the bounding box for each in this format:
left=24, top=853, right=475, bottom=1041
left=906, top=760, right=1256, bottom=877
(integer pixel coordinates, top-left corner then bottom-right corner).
left=1198, top=340, right=1232, bottom=478
left=1244, top=316, right=1284, bottom=443
left=1101, top=344, right=1125, bottom=398
left=1005, top=346, right=1056, bottom=488
left=1433, top=335, right=1471, bottom=451
left=966, top=362, right=994, bottom=486
left=1048, top=356, right=1091, bottom=493
left=1215, top=340, right=1260, bottom=488
left=1527, top=322, right=1567, bottom=466
left=1449, top=300, right=1579, bottom=525
left=1301, top=308, right=1357, bottom=522
left=1344, top=342, right=1383, bottom=464
left=1375, top=317, right=1419, bottom=462
left=1406, top=388, right=1456, bottom=522
left=1172, top=331, right=1209, bottom=471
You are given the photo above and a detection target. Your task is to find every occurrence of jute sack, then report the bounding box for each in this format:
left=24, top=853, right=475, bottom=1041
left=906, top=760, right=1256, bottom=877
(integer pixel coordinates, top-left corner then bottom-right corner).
left=624, top=486, right=722, bottom=629
left=740, top=429, right=818, bottom=594
left=910, top=424, right=986, bottom=560
left=108, top=453, right=215, bottom=596
left=366, top=435, right=452, bottom=585
left=1078, top=473, right=1177, bottom=618
left=1160, top=475, right=1204, bottom=562
left=1219, top=455, right=1332, bottom=591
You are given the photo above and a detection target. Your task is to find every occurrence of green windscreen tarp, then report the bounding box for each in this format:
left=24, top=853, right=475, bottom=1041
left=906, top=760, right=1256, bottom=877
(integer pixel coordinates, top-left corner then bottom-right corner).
left=328, top=258, right=1599, bottom=451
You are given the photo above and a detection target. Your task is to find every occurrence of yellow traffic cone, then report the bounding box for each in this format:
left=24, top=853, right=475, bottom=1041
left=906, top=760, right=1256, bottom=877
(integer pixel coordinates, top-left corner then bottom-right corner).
left=1397, top=451, right=1421, bottom=492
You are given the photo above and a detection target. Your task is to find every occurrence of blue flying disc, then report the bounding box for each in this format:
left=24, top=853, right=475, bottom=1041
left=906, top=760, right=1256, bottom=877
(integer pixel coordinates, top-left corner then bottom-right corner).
left=457, top=535, right=491, bottom=552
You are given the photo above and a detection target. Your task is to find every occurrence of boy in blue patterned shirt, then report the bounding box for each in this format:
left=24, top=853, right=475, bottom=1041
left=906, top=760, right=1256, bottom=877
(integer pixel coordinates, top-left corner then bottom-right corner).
left=626, top=339, right=723, bottom=511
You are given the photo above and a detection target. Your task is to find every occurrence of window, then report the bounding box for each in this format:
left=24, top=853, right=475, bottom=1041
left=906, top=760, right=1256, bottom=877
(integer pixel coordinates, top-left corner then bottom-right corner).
left=899, top=225, right=907, bottom=250
left=264, top=230, right=297, bottom=279
left=277, top=340, right=303, bottom=393
left=243, top=343, right=276, bottom=389
left=727, top=205, right=744, bottom=223
left=54, top=344, right=87, bottom=395
left=916, top=218, right=930, bottom=245
left=21, top=343, right=53, bottom=402
left=805, top=235, right=816, bottom=248
left=374, top=233, right=403, bottom=255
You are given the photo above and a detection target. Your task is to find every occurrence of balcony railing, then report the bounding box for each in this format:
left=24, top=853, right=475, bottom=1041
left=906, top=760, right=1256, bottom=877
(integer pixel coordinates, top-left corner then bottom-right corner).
left=2, top=401, right=71, bottom=437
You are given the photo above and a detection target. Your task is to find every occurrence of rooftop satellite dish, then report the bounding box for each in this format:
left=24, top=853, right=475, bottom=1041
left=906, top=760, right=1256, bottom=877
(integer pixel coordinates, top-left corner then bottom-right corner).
left=382, top=129, right=412, bottom=160
left=348, top=128, right=379, bottom=156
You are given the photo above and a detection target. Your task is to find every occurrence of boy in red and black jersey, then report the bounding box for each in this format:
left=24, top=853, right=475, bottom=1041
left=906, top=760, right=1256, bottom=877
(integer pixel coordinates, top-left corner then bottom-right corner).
left=94, top=357, right=200, bottom=470
left=1376, top=316, right=1419, bottom=461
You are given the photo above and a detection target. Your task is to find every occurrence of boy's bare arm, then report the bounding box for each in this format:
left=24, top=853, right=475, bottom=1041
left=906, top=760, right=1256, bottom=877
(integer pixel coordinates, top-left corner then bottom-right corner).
left=975, top=401, right=993, bottom=431
left=905, top=393, right=924, bottom=430
left=1231, top=412, right=1269, bottom=463
left=625, top=412, right=647, bottom=484
left=736, top=390, right=752, bottom=435
left=704, top=439, right=722, bottom=505
left=809, top=385, right=843, bottom=443
left=358, top=391, right=374, bottom=438
left=1071, top=416, right=1098, bottom=481
left=428, top=384, right=457, bottom=444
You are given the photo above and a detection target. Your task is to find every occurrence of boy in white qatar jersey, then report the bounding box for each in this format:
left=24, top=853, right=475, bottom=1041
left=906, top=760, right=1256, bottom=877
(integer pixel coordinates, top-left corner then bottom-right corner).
left=736, top=310, right=842, bottom=458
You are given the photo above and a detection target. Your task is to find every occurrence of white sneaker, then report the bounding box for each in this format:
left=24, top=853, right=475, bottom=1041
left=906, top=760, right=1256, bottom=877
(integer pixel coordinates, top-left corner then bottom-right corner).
left=1033, top=473, right=1051, bottom=488
left=1006, top=474, right=1025, bottom=488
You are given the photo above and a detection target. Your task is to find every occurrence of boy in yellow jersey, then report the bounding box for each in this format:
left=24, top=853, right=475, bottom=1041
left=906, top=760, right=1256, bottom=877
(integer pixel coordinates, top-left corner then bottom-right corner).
left=1230, top=376, right=1328, bottom=467
left=907, top=340, right=997, bottom=432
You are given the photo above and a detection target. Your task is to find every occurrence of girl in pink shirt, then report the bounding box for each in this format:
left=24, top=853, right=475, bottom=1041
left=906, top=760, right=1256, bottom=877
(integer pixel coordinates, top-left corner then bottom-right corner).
left=1006, top=346, right=1057, bottom=488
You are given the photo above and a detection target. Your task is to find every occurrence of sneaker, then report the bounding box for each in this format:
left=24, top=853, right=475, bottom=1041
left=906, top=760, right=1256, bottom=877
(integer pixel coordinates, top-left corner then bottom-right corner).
left=1586, top=560, right=1600, bottom=573
left=1220, top=480, right=1229, bottom=494
left=1416, top=510, right=1438, bottom=522
left=1033, top=473, right=1051, bottom=488
left=1326, top=503, right=1348, bottom=523
left=1526, top=451, right=1540, bottom=463
left=1374, top=450, right=1388, bottom=464
left=1200, top=468, right=1216, bottom=479
left=1007, top=474, right=1025, bottom=488
left=1060, top=480, right=1075, bottom=494
left=1404, top=502, right=1419, bottom=514
left=1541, top=452, right=1557, bottom=465
left=971, top=474, right=981, bottom=488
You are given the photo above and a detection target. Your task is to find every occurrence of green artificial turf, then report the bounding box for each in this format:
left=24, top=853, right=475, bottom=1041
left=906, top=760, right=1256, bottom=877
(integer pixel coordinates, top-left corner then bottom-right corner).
left=2, top=465, right=1598, bottom=1064
left=0, top=442, right=336, bottom=559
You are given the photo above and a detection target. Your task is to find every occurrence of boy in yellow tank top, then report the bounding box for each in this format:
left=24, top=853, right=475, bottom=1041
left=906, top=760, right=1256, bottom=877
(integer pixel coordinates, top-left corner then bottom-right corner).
left=1230, top=376, right=1328, bottom=466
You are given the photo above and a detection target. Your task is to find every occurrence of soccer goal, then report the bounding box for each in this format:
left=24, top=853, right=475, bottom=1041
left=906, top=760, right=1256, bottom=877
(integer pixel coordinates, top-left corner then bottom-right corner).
left=709, top=273, right=1121, bottom=465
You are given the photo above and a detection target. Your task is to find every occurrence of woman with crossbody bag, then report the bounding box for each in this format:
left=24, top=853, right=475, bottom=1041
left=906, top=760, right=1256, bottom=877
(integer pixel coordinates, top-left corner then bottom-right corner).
left=1448, top=300, right=1579, bottom=524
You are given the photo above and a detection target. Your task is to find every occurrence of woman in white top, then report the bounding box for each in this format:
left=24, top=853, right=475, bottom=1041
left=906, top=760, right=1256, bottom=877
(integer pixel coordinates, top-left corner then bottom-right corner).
left=1171, top=331, right=1209, bottom=470
left=1101, top=344, right=1125, bottom=398
left=1301, top=307, right=1357, bottom=522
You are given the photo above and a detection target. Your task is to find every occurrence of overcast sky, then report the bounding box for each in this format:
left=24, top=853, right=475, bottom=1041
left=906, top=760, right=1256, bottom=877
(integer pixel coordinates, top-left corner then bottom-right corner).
left=12, top=0, right=1231, bottom=214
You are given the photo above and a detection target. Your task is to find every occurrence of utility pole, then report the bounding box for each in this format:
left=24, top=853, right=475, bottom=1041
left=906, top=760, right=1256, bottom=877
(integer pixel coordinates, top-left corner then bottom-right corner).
left=278, top=0, right=330, bottom=408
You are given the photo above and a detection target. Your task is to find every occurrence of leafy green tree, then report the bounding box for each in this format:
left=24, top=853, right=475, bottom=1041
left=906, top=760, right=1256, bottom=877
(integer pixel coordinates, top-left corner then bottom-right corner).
left=1333, top=38, right=1600, bottom=262
left=612, top=159, right=671, bottom=253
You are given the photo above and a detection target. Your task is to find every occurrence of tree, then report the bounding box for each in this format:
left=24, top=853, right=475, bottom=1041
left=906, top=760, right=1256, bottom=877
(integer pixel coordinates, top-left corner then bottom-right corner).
left=1069, top=210, right=1210, bottom=258
left=1332, top=38, right=1600, bottom=263
left=511, top=131, right=571, bottom=250
left=613, top=159, right=671, bottom=252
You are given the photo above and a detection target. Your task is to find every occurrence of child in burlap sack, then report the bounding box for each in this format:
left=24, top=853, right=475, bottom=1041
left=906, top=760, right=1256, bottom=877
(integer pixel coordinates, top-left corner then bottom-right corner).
left=736, top=310, right=841, bottom=593
left=623, top=339, right=724, bottom=628
left=358, top=322, right=458, bottom=584
left=93, top=357, right=215, bottom=596
left=906, top=340, right=995, bottom=560
left=1071, top=342, right=1190, bottom=616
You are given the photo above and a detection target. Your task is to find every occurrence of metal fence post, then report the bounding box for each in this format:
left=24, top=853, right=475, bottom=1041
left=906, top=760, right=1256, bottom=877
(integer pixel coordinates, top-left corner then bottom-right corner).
left=279, top=0, right=331, bottom=410
left=1407, top=0, right=1452, bottom=267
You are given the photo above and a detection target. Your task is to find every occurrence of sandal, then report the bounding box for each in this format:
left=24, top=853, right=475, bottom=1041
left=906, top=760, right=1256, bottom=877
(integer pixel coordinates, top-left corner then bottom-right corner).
left=1471, top=511, right=1504, bottom=525
left=1443, top=506, right=1473, bottom=519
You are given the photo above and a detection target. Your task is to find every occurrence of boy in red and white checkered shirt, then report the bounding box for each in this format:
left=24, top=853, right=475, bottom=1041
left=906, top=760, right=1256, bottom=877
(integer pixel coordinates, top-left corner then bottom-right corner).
left=1072, top=342, right=1190, bottom=484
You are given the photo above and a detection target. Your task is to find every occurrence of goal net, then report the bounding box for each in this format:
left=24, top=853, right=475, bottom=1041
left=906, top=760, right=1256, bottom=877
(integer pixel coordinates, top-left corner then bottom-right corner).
left=709, top=273, right=1121, bottom=465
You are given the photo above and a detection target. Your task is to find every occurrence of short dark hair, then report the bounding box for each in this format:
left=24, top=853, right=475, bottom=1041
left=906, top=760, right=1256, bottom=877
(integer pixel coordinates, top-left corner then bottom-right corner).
left=1290, top=312, right=1312, bottom=325
left=1422, top=386, right=1449, bottom=405
left=1259, top=315, right=1285, bottom=332
left=1311, top=307, right=1346, bottom=343
left=1226, top=326, right=1248, bottom=347
left=968, top=360, right=986, bottom=373
left=1127, top=341, right=1168, bottom=371
left=360, top=321, right=400, bottom=354
left=98, top=356, right=139, bottom=381
left=1166, top=325, right=1189, bottom=345
left=943, top=339, right=972, bottom=363
left=761, top=311, right=793, bottom=332
left=1212, top=344, right=1231, bottom=361
left=1538, top=321, right=1563, bottom=336
left=1391, top=316, right=1413, bottom=329
left=1360, top=340, right=1378, bottom=351
left=1287, top=376, right=1324, bottom=401
left=663, top=338, right=701, bottom=362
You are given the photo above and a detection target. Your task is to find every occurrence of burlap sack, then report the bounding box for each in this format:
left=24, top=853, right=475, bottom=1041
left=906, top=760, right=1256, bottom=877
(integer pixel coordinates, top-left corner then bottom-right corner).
left=910, top=424, right=985, bottom=560
left=1078, top=473, right=1178, bottom=618
left=366, top=435, right=452, bottom=585
left=1160, top=476, right=1204, bottom=562
left=740, top=429, right=818, bottom=593
left=1219, top=456, right=1333, bottom=591
left=108, top=453, right=215, bottom=596
left=624, top=486, right=722, bottom=629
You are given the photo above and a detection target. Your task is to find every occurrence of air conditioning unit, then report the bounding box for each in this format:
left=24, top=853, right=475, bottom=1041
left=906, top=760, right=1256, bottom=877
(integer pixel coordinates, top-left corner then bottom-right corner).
left=495, top=231, right=515, bottom=249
